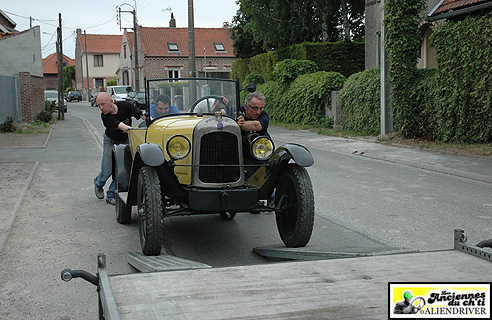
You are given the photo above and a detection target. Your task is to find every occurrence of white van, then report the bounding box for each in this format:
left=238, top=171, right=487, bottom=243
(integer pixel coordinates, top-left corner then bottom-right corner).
left=107, top=86, right=133, bottom=102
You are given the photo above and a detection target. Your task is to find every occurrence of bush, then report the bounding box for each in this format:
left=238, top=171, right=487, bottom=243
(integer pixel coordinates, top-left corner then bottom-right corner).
left=107, top=78, right=117, bottom=86
left=0, top=116, right=17, bottom=132
left=272, top=59, right=318, bottom=85
left=35, top=110, right=53, bottom=123
left=243, top=74, right=265, bottom=87
left=45, top=100, right=56, bottom=112
left=338, top=68, right=381, bottom=135
left=259, top=71, right=346, bottom=126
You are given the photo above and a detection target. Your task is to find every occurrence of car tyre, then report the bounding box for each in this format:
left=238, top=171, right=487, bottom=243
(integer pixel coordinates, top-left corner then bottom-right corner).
left=137, top=166, right=164, bottom=256
left=114, top=160, right=131, bottom=224
left=275, top=164, right=314, bottom=247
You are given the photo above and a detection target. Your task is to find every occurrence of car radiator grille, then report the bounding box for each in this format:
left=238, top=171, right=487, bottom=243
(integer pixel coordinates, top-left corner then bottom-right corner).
left=199, top=132, right=241, bottom=183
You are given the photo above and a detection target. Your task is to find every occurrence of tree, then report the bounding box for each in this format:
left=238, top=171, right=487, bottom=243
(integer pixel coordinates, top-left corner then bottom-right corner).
left=230, top=9, right=265, bottom=59
left=231, top=0, right=365, bottom=58
left=62, top=65, right=75, bottom=92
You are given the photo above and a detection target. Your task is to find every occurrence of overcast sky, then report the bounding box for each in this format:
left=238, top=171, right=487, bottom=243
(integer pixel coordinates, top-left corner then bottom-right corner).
left=3, top=0, right=239, bottom=59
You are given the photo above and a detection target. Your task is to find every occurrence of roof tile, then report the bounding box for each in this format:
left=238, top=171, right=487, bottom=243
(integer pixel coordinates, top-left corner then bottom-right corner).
left=434, top=0, right=491, bottom=14
left=42, top=52, right=75, bottom=74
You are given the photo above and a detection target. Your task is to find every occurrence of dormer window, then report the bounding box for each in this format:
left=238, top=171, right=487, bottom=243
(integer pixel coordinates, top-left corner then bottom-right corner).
left=214, top=43, right=225, bottom=51
left=168, top=42, right=179, bottom=51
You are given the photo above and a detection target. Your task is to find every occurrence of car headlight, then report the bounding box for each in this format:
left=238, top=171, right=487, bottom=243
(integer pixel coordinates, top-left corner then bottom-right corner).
left=166, top=135, right=191, bottom=160
left=250, top=136, right=274, bottom=160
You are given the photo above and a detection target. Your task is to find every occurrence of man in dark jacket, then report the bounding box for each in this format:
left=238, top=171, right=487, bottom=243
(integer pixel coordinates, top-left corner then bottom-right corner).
left=93, top=92, right=146, bottom=204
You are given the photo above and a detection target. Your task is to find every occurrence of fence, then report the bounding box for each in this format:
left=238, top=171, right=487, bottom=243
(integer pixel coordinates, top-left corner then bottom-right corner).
left=0, top=74, right=20, bottom=123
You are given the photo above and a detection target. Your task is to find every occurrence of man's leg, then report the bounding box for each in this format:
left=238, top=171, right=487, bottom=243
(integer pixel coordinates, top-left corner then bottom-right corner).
left=94, top=135, right=115, bottom=199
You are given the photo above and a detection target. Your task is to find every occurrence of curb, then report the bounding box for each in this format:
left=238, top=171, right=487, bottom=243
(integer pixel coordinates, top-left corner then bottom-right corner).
left=0, top=161, right=39, bottom=254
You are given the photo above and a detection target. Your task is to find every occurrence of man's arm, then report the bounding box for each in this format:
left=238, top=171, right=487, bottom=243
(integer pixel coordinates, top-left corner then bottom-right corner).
left=117, top=122, right=131, bottom=132
left=237, top=116, right=262, bottom=132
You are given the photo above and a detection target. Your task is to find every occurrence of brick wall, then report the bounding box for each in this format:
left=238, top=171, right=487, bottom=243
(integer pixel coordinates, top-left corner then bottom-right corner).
left=19, top=72, right=45, bottom=122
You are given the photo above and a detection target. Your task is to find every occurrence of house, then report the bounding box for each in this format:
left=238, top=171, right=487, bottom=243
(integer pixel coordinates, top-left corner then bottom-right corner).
left=365, top=0, right=442, bottom=70
left=365, top=0, right=492, bottom=71
left=120, top=14, right=236, bottom=92
left=42, top=52, right=75, bottom=90
left=426, top=0, right=492, bottom=21
left=0, top=9, right=43, bottom=123
left=75, top=29, right=123, bottom=100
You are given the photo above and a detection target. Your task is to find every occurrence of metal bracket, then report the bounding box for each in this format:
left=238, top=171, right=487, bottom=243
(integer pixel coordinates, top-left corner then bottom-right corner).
left=97, top=253, right=121, bottom=320
left=454, top=229, right=492, bottom=263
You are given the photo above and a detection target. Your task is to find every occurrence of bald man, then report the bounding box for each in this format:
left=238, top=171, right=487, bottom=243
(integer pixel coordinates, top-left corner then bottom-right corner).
left=94, top=92, right=146, bottom=204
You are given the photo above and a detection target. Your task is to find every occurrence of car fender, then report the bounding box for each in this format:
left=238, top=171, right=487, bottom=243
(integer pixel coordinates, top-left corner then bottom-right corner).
left=112, top=144, right=132, bottom=192
left=273, top=143, right=314, bottom=167
left=249, top=144, right=313, bottom=198
left=135, top=143, right=165, bottom=167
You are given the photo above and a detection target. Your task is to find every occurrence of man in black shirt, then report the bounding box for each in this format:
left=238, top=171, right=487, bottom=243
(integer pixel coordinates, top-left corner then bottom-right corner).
left=94, top=92, right=146, bottom=204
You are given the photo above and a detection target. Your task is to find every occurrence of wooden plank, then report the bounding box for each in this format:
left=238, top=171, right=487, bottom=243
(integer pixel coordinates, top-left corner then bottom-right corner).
left=109, top=250, right=491, bottom=319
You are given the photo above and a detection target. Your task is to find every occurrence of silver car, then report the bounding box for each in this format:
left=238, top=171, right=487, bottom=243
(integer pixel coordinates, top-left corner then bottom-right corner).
left=44, top=90, right=67, bottom=112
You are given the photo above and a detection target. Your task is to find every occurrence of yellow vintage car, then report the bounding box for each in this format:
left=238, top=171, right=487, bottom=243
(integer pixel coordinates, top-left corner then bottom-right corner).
left=112, top=78, right=315, bottom=256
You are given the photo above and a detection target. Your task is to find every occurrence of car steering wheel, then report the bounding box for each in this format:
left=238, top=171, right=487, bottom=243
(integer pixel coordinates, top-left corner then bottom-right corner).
left=190, top=95, right=225, bottom=113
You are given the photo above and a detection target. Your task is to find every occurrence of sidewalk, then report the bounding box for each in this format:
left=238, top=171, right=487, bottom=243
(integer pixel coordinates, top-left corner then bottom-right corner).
left=269, top=126, right=492, bottom=184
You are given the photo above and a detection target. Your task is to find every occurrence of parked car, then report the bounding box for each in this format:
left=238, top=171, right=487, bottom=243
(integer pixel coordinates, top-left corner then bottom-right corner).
left=112, top=77, right=315, bottom=256
left=44, top=90, right=67, bottom=112
left=66, top=90, right=82, bottom=102
left=90, top=92, right=101, bottom=107
left=107, top=85, right=132, bottom=102
left=125, top=91, right=147, bottom=110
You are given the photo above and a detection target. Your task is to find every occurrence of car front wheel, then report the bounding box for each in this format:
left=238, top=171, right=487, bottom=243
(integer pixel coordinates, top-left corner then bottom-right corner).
left=275, top=164, right=315, bottom=247
left=137, top=166, right=165, bottom=256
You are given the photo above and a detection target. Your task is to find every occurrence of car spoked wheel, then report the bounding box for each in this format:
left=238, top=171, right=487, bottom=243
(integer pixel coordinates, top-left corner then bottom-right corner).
left=275, top=164, right=314, bottom=247
left=137, top=166, right=164, bottom=256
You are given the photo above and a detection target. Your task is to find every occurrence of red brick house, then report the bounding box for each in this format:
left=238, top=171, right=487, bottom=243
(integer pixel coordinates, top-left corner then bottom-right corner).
left=75, top=30, right=123, bottom=100
left=42, top=52, right=75, bottom=90
left=120, top=21, right=236, bottom=91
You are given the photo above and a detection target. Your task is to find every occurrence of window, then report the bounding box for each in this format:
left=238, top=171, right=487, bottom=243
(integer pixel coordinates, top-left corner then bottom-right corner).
left=95, top=79, right=104, bottom=87
left=123, top=45, right=127, bottom=59
left=168, top=68, right=180, bottom=79
left=94, top=55, right=103, bottom=67
left=168, top=43, right=179, bottom=51
left=214, top=43, right=225, bottom=51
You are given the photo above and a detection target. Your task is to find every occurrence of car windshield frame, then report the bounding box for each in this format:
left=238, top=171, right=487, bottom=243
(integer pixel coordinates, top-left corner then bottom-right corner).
left=145, top=77, right=240, bottom=119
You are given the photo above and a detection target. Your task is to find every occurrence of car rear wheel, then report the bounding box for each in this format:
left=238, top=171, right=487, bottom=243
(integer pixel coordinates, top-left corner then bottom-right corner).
left=275, top=164, right=314, bottom=247
left=115, top=160, right=131, bottom=224
left=137, top=166, right=165, bottom=256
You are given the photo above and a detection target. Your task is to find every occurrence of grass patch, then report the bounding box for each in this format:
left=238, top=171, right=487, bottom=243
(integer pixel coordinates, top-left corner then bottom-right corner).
left=15, top=120, right=54, bottom=134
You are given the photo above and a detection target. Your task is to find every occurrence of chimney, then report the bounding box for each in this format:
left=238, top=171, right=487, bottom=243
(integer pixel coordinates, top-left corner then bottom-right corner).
left=169, top=12, right=176, bottom=28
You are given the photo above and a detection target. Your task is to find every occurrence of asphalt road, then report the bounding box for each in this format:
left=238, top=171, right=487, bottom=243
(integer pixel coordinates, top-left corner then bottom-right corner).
left=0, top=101, right=490, bottom=319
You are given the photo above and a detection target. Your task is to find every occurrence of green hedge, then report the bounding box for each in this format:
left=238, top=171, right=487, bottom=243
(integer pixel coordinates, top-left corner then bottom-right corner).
left=231, top=41, right=364, bottom=85
left=258, top=71, right=346, bottom=126
left=338, top=67, right=438, bottom=137
left=338, top=68, right=381, bottom=135
left=432, top=12, right=492, bottom=143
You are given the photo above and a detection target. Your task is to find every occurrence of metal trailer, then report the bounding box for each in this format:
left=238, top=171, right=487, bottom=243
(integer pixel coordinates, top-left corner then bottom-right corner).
left=61, top=229, right=492, bottom=319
